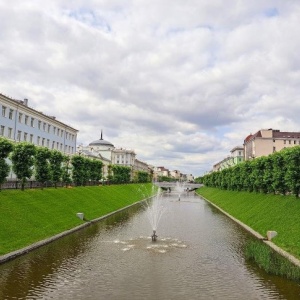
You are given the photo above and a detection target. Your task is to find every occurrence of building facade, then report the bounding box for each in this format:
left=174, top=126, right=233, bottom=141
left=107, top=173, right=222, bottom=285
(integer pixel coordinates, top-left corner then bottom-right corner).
left=244, top=129, right=300, bottom=160
left=213, top=146, right=244, bottom=172
left=0, top=93, right=78, bottom=154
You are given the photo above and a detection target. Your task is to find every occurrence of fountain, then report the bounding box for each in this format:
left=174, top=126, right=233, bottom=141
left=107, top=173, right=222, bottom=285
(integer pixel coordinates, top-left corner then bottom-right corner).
left=175, top=181, right=186, bottom=201
left=144, top=189, right=166, bottom=242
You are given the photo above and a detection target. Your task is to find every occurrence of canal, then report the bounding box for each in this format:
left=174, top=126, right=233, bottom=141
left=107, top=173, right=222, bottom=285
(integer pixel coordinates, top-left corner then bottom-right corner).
left=1, top=191, right=300, bottom=299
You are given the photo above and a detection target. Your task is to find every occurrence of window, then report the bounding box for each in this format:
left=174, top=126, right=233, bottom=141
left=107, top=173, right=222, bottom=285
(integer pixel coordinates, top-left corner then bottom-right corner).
left=43, top=123, right=46, bottom=131
left=273, top=139, right=275, bottom=143
left=273, top=146, right=276, bottom=153
left=42, top=138, right=45, bottom=146
left=38, top=121, right=41, bottom=129
left=37, top=136, right=40, bottom=145
left=294, top=140, right=297, bottom=144
left=18, top=113, right=23, bottom=123
left=289, top=140, right=291, bottom=144
left=56, top=142, right=59, bottom=149
left=48, top=124, right=51, bottom=133
left=238, top=151, right=241, bottom=156
left=9, top=109, right=14, bottom=120
left=25, top=115, right=29, bottom=125
left=0, top=125, right=4, bottom=136
left=57, top=128, right=60, bottom=136
left=24, top=132, right=28, bottom=141
left=61, top=130, right=63, bottom=137
left=53, top=127, right=56, bottom=134
left=30, top=134, right=33, bottom=143
left=2, top=106, right=6, bottom=117
left=8, top=128, right=12, bottom=138
left=284, top=140, right=286, bottom=144
left=47, top=139, right=50, bottom=147
left=60, top=143, right=62, bottom=150
left=31, top=117, right=34, bottom=127
left=52, top=141, right=55, bottom=149
left=17, top=130, right=21, bottom=142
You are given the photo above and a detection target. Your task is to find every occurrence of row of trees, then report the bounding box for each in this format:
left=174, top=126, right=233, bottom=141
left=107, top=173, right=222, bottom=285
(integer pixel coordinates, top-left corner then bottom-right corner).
left=201, top=146, right=300, bottom=197
left=0, top=137, right=151, bottom=190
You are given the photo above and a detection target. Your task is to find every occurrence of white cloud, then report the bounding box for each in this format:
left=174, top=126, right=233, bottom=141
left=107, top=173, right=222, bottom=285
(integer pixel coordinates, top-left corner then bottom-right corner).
left=1, top=1, right=300, bottom=177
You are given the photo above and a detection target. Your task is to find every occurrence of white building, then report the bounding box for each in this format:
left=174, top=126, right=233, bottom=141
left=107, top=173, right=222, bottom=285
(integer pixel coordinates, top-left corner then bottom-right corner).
left=82, top=133, right=150, bottom=180
left=0, top=93, right=78, bottom=154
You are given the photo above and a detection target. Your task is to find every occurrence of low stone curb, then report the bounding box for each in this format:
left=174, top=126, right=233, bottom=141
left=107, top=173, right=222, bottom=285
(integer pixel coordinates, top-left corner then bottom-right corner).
left=0, top=197, right=151, bottom=265
left=200, top=195, right=300, bottom=268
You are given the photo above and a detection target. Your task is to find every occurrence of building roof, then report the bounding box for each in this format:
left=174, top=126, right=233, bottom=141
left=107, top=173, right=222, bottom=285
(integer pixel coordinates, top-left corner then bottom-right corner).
left=244, top=129, right=300, bottom=143
left=89, top=131, right=114, bottom=147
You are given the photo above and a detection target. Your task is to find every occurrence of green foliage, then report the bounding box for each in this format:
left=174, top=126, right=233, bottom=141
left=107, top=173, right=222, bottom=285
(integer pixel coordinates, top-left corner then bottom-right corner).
left=245, top=240, right=300, bottom=281
left=49, top=150, right=64, bottom=188
left=0, top=138, right=13, bottom=188
left=10, top=142, right=36, bottom=191
left=111, top=165, right=131, bottom=183
left=71, top=155, right=86, bottom=186
left=0, top=137, right=13, bottom=159
left=35, top=147, right=51, bottom=189
left=135, top=171, right=149, bottom=183
left=201, top=146, right=300, bottom=197
left=89, top=159, right=103, bottom=182
left=62, top=155, right=72, bottom=186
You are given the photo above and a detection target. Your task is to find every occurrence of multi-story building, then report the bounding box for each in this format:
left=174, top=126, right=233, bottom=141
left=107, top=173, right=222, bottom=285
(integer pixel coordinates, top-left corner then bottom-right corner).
left=213, top=146, right=244, bottom=172
left=83, top=133, right=151, bottom=180
left=0, top=93, right=78, bottom=154
left=244, top=129, right=300, bottom=160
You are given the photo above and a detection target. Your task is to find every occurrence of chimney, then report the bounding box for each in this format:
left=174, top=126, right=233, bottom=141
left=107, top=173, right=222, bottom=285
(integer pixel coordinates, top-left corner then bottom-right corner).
left=23, top=98, right=28, bottom=106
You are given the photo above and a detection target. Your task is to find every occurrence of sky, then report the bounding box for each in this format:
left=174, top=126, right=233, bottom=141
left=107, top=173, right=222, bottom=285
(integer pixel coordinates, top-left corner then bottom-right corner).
left=1, top=1, right=300, bottom=178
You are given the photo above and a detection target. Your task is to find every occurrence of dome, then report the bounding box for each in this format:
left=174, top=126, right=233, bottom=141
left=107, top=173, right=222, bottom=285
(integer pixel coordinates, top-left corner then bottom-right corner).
left=89, top=132, right=114, bottom=148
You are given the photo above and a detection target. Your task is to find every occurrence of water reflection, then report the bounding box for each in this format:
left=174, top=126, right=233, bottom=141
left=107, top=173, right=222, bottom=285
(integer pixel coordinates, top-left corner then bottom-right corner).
left=0, top=192, right=300, bottom=299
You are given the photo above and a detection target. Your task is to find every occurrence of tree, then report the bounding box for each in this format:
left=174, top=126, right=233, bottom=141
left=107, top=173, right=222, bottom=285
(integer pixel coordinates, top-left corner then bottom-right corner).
left=0, top=138, right=13, bottom=190
left=89, top=159, right=103, bottom=182
left=272, top=151, right=288, bottom=195
left=71, top=155, right=86, bottom=186
left=284, top=147, right=300, bottom=197
left=11, top=142, right=36, bottom=191
left=35, top=147, right=51, bottom=189
left=62, top=155, right=72, bottom=186
left=49, top=150, right=64, bottom=188
left=111, top=165, right=131, bottom=183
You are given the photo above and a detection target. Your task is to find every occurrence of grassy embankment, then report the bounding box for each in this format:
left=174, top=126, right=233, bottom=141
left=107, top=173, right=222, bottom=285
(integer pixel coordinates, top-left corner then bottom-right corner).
left=196, top=187, right=300, bottom=280
left=0, top=183, right=155, bottom=256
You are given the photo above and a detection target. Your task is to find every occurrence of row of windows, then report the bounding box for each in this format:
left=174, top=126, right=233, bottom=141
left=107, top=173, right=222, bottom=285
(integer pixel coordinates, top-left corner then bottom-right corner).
left=273, top=139, right=300, bottom=145
left=1, top=105, right=75, bottom=141
left=0, top=125, right=74, bottom=154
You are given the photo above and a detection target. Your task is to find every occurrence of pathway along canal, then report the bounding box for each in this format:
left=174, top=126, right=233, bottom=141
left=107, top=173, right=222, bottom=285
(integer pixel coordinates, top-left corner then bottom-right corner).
left=1, top=192, right=300, bottom=299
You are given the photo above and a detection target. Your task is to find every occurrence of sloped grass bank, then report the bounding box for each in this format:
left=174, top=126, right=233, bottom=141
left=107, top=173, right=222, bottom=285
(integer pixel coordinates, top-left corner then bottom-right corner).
left=196, top=187, right=300, bottom=259
left=245, top=240, right=300, bottom=281
left=0, top=183, right=155, bottom=255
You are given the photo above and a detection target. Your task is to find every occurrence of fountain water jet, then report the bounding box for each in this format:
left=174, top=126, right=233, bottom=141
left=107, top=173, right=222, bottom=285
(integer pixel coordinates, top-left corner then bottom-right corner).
left=175, top=181, right=186, bottom=201
left=144, top=189, right=166, bottom=242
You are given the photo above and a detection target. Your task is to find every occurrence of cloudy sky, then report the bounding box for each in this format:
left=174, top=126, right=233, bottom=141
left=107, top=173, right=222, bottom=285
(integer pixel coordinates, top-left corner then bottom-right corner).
left=1, top=1, right=300, bottom=177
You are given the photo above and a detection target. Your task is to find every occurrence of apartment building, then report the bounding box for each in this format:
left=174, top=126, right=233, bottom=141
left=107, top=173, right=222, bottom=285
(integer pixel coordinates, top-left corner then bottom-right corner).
left=213, top=146, right=244, bottom=172
left=0, top=93, right=78, bottom=154
left=244, top=129, right=300, bottom=160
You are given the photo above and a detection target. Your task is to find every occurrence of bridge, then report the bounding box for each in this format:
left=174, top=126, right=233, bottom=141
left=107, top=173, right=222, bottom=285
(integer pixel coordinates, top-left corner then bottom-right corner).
left=154, top=182, right=202, bottom=191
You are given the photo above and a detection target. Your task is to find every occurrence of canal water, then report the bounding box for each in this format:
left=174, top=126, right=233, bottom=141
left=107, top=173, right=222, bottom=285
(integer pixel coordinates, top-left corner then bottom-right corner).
left=1, top=192, right=300, bottom=299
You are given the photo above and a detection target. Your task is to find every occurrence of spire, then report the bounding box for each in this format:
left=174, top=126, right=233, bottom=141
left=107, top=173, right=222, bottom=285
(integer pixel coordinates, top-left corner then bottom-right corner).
left=100, top=130, right=103, bottom=140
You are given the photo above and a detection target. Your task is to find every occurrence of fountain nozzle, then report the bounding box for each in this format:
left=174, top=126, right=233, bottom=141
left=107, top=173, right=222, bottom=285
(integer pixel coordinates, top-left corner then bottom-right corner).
left=151, top=230, right=158, bottom=242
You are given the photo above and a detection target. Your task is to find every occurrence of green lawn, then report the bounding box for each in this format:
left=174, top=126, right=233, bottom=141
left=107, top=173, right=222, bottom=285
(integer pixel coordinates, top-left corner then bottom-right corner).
left=0, top=183, right=156, bottom=255
left=196, top=187, right=300, bottom=259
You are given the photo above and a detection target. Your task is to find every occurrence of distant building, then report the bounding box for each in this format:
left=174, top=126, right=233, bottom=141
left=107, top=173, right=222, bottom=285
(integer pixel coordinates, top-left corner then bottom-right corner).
left=213, top=146, right=244, bottom=172
left=244, top=128, right=300, bottom=160
left=82, top=132, right=151, bottom=180
left=0, top=93, right=78, bottom=154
